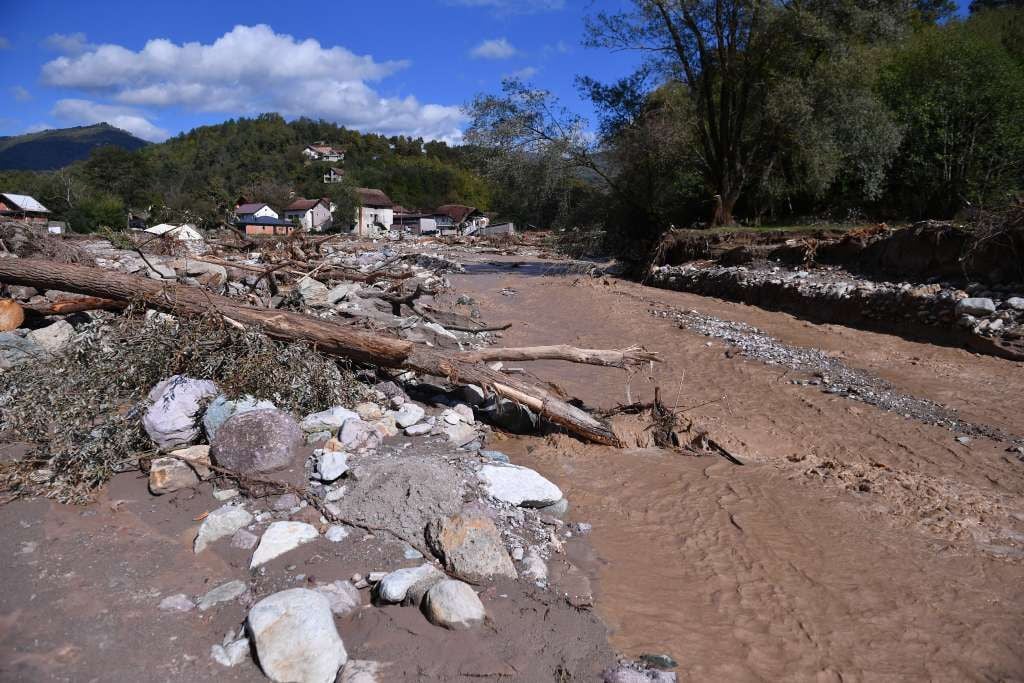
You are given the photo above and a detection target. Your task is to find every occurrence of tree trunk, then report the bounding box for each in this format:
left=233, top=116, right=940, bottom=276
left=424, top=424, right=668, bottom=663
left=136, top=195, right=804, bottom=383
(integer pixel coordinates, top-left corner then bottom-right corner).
left=0, top=259, right=625, bottom=446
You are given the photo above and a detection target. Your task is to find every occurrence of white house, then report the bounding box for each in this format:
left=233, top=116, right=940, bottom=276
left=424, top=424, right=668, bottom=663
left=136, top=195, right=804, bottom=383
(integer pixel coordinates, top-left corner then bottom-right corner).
left=323, top=167, right=345, bottom=184
left=283, top=197, right=333, bottom=232
left=145, top=223, right=204, bottom=241
left=234, top=202, right=278, bottom=222
left=354, top=188, right=394, bottom=237
left=302, top=143, right=345, bottom=163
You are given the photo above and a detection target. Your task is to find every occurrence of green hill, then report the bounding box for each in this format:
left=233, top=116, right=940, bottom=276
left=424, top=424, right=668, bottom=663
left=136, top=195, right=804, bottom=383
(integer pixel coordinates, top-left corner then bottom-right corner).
left=0, top=123, right=149, bottom=171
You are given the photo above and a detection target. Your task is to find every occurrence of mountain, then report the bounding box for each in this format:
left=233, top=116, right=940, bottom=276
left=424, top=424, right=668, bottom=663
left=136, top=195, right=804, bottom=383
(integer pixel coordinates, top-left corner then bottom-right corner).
left=0, top=123, right=149, bottom=171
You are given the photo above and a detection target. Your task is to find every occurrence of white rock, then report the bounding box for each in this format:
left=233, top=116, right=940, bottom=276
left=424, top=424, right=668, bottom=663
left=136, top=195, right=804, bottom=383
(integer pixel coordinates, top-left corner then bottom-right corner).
left=315, top=580, right=361, bottom=616
left=405, top=423, right=432, bottom=437
left=327, top=283, right=360, bottom=305
left=143, top=376, right=219, bottom=451
left=444, top=422, right=478, bottom=447
left=452, top=403, right=475, bottom=423
left=314, top=450, right=349, bottom=482
left=194, top=504, right=254, bottom=554
left=213, top=488, right=239, bottom=501
left=339, top=418, right=382, bottom=450
left=442, top=410, right=461, bottom=425
left=338, top=660, right=386, bottom=683
left=521, top=548, right=548, bottom=583
left=198, top=579, right=248, bottom=611
left=203, top=394, right=276, bottom=440
left=301, top=406, right=360, bottom=433
left=159, top=593, right=194, bottom=612
left=26, top=320, right=74, bottom=353
left=956, top=297, right=996, bottom=317
left=251, top=521, right=319, bottom=568
left=1007, top=297, right=1024, bottom=311
left=393, top=403, right=426, bottom=428
left=325, top=525, right=351, bottom=543
left=478, top=464, right=563, bottom=508
left=375, top=564, right=444, bottom=604
left=148, top=457, right=198, bottom=494
left=247, top=588, right=347, bottom=683
left=169, top=444, right=212, bottom=479
left=211, top=638, right=249, bottom=667
left=424, top=580, right=486, bottom=630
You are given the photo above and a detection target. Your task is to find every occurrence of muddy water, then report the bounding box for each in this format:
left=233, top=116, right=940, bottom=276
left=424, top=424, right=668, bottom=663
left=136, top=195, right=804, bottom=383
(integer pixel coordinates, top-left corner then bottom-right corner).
left=452, top=260, right=1024, bottom=680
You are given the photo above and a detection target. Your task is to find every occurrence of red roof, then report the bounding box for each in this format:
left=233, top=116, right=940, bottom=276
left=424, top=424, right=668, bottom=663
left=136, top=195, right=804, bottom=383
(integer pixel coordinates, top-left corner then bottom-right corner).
left=234, top=202, right=269, bottom=214
left=356, top=187, right=393, bottom=208
left=435, top=204, right=481, bottom=223
left=284, top=197, right=327, bottom=212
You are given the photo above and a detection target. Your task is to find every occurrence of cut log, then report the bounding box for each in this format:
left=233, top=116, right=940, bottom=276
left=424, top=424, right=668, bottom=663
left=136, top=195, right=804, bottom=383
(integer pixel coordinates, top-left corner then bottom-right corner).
left=23, top=296, right=126, bottom=316
left=0, top=258, right=625, bottom=445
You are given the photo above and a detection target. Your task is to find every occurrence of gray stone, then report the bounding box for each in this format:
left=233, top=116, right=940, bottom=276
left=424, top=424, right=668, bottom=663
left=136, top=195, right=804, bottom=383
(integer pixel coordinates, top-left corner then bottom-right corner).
left=231, top=528, right=259, bottom=550
left=146, top=262, right=176, bottom=280
left=199, top=579, right=248, bottom=611
left=452, top=403, right=475, bottom=423
left=326, top=283, right=360, bottom=305
left=0, top=332, right=44, bottom=369
left=374, top=564, right=444, bottom=604
left=158, top=593, right=194, bottom=612
left=956, top=297, right=996, bottom=317
left=300, top=406, right=359, bottom=433
left=195, top=504, right=254, bottom=553
left=247, top=588, right=347, bottom=683
left=338, top=660, right=386, bottom=683
left=203, top=394, right=276, bottom=441
left=274, top=493, right=302, bottom=511
left=169, top=444, right=212, bottom=479
left=324, top=525, right=351, bottom=543
left=537, top=498, right=569, bottom=517
left=339, top=418, right=382, bottom=450
left=444, top=422, right=478, bottom=447
left=212, top=408, right=303, bottom=474
left=211, top=638, right=249, bottom=667
left=314, top=450, right=349, bottom=482
left=424, top=580, right=486, bottom=630
left=297, top=277, right=330, bottom=307
left=213, top=488, right=239, bottom=502
left=251, top=521, right=319, bottom=568
left=478, top=464, right=562, bottom=508
left=26, top=320, right=74, bottom=353
left=143, top=375, right=219, bottom=451
left=405, top=423, right=432, bottom=437
left=314, top=580, right=361, bottom=616
left=427, top=513, right=516, bottom=584
left=393, top=403, right=426, bottom=428
left=603, top=666, right=678, bottom=683
left=521, top=548, right=548, bottom=582
left=479, top=450, right=510, bottom=464
left=1006, top=297, right=1024, bottom=311
left=148, top=457, right=199, bottom=494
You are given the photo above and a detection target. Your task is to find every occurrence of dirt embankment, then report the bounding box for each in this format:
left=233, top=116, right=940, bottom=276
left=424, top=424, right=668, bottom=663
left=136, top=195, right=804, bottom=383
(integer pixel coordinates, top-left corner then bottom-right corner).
left=452, top=260, right=1024, bottom=681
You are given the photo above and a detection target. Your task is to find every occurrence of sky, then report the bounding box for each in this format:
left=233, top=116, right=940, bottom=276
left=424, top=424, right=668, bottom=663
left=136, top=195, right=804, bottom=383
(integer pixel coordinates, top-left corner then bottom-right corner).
left=0, top=0, right=972, bottom=145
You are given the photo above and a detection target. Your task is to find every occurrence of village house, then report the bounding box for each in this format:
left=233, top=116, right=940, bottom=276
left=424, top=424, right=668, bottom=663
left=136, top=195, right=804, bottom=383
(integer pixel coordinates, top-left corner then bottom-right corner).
left=234, top=202, right=279, bottom=222
left=237, top=215, right=296, bottom=237
left=393, top=206, right=437, bottom=235
left=434, top=204, right=489, bottom=235
left=323, top=167, right=346, bottom=184
left=283, top=197, right=333, bottom=232
left=354, top=188, right=394, bottom=237
left=0, top=193, right=50, bottom=224
left=302, top=142, right=345, bottom=163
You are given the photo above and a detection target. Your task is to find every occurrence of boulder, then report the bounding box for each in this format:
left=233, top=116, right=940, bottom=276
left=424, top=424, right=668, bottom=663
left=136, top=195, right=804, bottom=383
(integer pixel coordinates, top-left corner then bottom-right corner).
left=148, top=457, right=198, bottom=494
left=313, top=450, right=349, bottom=482
left=1006, top=297, right=1024, bottom=311
left=423, top=580, right=486, bottom=630
left=297, top=277, right=330, bottom=308
left=300, top=406, right=359, bottom=433
left=143, top=375, right=219, bottom=451
left=203, top=394, right=276, bottom=441
left=211, top=408, right=303, bottom=474
left=194, top=504, right=254, bottom=553
left=0, top=332, right=43, bottom=368
left=478, top=464, right=562, bottom=508
left=168, top=444, right=212, bottom=479
left=427, top=513, right=516, bottom=583
left=374, top=564, right=444, bottom=604
left=405, top=423, right=433, bottom=437
left=444, top=422, right=478, bottom=447
left=26, top=320, right=74, bottom=353
left=339, top=418, right=382, bottom=450
left=956, top=297, right=996, bottom=317
left=393, top=403, right=426, bottom=429
left=250, top=521, right=319, bottom=568
left=247, top=588, right=347, bottom=683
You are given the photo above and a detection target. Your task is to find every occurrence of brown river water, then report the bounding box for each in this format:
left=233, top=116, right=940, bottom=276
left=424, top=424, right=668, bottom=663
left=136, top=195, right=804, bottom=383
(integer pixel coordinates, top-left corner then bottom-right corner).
left=452, top=258, right=1024, bottom=681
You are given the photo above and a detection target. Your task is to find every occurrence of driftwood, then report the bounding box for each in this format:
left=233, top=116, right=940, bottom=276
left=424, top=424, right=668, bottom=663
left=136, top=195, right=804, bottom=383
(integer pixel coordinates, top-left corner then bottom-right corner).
left=23, top=296, right=127, bottom=316
left=0, top=258, right=642, bottom=446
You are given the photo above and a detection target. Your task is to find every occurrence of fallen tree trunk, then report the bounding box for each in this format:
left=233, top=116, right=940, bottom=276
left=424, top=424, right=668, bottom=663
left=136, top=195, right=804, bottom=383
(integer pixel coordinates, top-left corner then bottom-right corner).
left=460, top=344, right=659, bottom=369
left=0, top=258, right=627, bottom=445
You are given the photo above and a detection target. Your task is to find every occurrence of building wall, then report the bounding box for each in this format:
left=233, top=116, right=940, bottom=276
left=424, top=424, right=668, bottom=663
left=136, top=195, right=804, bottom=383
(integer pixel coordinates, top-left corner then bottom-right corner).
left=244, top=223, right=293, bottom=236
left=355, top=206, right=394, bottom=236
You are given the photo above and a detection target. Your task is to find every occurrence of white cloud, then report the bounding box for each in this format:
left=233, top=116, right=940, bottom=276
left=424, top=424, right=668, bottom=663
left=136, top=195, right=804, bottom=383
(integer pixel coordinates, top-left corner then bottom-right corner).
left=11, top=86, right=32, bottom=102
left=470, top=38, right=517, bottom=60
left=446, top=0, right=564, bottom=14
left=25, top=122, right=53, bottom=134
left=52, top=99, right=169, bottom=142
left=44, top=32, right=94, bottom=54
left=39, top=24, right=465, bottom=142
left=505, top=66, right=538, bottom=80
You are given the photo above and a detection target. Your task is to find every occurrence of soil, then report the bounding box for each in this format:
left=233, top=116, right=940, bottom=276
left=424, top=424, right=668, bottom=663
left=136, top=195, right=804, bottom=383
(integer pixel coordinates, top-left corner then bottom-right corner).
left=448, top=255, right=1024, bottom=681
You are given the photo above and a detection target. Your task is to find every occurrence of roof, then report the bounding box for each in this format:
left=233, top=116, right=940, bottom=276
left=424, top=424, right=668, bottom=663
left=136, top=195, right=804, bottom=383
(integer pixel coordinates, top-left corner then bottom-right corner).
left=236, top=216, right=294, bottom=226
left=145, top=223, right=203, bottom=240
left=435, top=204, right=481, bottom=223
left=1, top=193, right=50, bottom=214
left=234, top=202, right=269, bottom=214
left=356, top=187, right=393, bottom=208
left=328, top=167, right=345, bottom=175
left=284, top=197, right=328, bottom=212
left=307, top=144, right=344, bottom=155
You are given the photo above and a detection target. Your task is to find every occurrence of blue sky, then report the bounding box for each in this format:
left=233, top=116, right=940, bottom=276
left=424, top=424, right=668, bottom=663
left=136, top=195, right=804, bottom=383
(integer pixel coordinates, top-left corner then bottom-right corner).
left=0, top=0, right=970, bottom=144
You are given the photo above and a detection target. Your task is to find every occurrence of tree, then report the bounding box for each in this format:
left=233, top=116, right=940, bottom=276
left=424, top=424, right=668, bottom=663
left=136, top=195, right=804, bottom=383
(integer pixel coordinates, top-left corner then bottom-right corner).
left=584, top=0, right=926, bottom=225
left=970, top=0, right=1023, bottom=12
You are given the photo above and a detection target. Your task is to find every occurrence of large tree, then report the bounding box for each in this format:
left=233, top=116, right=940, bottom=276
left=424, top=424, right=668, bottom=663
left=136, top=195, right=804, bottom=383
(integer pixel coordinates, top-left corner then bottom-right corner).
left=584, top=0, right=927, bottom=225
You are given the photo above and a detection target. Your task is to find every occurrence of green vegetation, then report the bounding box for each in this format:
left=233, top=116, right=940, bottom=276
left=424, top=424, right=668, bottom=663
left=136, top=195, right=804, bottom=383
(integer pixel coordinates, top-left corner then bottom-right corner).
left=0, top=123, right=149, bottom=171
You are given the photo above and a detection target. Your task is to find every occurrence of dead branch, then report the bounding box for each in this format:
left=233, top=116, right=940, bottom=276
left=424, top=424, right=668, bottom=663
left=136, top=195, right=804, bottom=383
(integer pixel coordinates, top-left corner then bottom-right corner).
left=458, top=344, right=659, bottom=369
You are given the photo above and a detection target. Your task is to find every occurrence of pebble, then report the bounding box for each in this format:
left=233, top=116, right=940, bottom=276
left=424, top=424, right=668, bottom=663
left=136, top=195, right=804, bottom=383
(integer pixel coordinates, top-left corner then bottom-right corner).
left=452, top=403, right=475, bottom=423
left=158, top=593, right=194, bottom=612
left=405, top=423, right=432, bottom=436
left=300, top=406, right=360, bottom=433
left=428, top=513, right=517, bottom=583
left=325, top=525, right=352, bottom=543
left=444, top=422, right=478, bottom=447
left=211, top=638, right=250, bottom=667
left=314, top=580, right=361, bottom=616
left=250, top=521, right=319, bottom=568
left=213, top=488, right=239, bottom=501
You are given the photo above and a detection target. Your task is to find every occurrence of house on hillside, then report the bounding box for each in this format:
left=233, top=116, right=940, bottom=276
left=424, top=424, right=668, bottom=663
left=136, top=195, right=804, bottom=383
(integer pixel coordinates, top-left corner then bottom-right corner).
left=234, top=202, right=279, bottom=222
left=434, top=204, right=489, bottom=235
left=283, top=197, right=333, bottom=232
left=302, top=143, right=345, bottom=163
left=145, top=223, right=204, bottom=241
left=393, top=207, right=437, bottom=235
left=354, top=188, right=394, bottom=237
left=0, top=193, right=50, bottom=224
left=323, top=167, right=346, bottom=184
left=237, top=216, right=295, bottom=237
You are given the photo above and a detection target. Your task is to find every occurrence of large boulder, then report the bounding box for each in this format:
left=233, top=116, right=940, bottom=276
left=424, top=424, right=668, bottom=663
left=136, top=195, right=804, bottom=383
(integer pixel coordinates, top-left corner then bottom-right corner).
left=427, top=513, right=516, bottom=584
left=423, top=580, right=486, bottom=630
left=203, top=394, right=276, bottom=441
left=143, top=376, right=219, bottom=451
left=211, top=408, right=303, bottom=473
left=956, top=297, right=996, bottom=317
left=478, top=464, right=562, bottom=508
left=247, top=588, right=347, bottom=683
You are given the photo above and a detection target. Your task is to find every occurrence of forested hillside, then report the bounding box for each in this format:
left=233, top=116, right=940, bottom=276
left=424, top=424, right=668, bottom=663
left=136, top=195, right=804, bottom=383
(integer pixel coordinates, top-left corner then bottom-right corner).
left=0, top=124, right=149, bottom=171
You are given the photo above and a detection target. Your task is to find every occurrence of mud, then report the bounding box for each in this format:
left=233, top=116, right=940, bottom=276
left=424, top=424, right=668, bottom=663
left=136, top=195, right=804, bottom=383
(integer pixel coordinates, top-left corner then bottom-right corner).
left=451, top=256, right=1024, bottom=680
